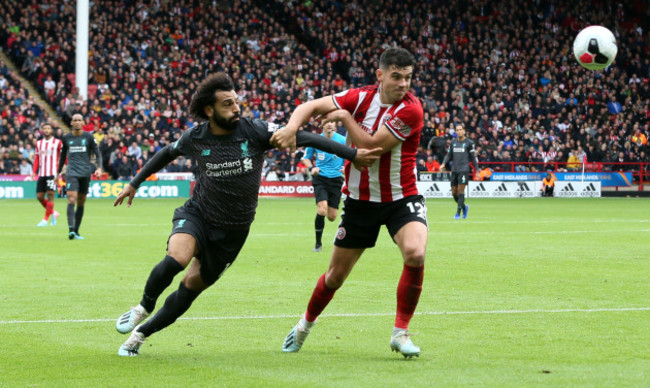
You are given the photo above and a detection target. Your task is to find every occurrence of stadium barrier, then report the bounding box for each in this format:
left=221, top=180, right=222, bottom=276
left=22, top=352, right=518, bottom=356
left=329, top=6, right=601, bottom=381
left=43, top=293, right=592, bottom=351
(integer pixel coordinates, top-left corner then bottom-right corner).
left=0, top=180, right=190, bottom=199
left=417, top=181, right=601, bottom=198
left=0, top=178, right=604, bottom=199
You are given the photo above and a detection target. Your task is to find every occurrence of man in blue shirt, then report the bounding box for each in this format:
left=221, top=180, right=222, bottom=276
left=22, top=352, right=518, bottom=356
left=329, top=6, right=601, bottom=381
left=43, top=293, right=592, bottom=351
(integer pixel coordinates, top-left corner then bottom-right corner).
left=301, top=122, right=346, bottom=252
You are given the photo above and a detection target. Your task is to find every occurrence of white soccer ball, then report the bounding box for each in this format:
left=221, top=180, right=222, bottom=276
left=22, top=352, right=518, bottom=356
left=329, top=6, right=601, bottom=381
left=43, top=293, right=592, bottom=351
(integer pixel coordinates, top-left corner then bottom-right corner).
left=573, top=25, right=617, bottom=71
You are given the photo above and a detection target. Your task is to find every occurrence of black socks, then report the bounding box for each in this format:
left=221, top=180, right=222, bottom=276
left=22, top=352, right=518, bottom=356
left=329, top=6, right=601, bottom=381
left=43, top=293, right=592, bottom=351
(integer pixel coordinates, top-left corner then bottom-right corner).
left=67, top=203, right=75, bottom=232
left=138, top=282, right=201, bottom=337
left=457, top=194, right=465, bottom=214
left=74, top=206, right=84, bottom=234
left=140, top=255, right=184, bottom=313
left=315, top=214, right=325, bottom=246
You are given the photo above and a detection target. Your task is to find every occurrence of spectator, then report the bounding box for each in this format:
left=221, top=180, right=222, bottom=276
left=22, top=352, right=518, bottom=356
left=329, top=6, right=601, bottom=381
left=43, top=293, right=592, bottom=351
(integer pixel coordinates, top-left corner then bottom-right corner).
left=116, top=154, right=133, bottom=181
left=566, top=152, right=582, bottom=171
left=425, top=156, right=440, bottom=172
left=19, top=158, right=32, bottom=175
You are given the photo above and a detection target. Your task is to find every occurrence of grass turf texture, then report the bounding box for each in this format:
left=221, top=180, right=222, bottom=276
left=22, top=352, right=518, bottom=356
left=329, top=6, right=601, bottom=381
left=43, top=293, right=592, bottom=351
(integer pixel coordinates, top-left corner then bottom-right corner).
left=0, top=197, right=648, bottom=387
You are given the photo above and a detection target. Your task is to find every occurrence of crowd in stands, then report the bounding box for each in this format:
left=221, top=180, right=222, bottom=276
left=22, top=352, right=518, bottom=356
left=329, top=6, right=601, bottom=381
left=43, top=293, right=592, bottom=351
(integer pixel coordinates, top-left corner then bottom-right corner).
left=0, top=0, right=648, bottom=181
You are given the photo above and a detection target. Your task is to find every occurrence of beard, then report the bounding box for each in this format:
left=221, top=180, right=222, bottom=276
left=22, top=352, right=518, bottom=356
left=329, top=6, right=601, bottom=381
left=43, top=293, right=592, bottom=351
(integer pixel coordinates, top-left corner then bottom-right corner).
left=212, top=110, right=240, bottom=132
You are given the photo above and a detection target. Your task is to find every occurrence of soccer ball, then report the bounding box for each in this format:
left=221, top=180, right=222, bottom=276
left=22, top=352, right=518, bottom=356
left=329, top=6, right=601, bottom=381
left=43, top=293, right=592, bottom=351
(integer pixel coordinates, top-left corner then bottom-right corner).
left=573, top=26, right=617, bottom=70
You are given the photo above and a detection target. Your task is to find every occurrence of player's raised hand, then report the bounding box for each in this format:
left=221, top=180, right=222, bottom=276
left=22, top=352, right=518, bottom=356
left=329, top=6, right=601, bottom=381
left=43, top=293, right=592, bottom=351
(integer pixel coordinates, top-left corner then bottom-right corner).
left=353, top=147, right=382, bottom=169
left=114, top=184, right=137, bottom=207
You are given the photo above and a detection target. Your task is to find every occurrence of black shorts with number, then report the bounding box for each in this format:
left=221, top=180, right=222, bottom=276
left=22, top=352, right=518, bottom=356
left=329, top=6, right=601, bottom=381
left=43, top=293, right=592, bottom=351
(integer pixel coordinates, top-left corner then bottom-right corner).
left=66, top=176, right=91, bottom=194
left=334, top=195, right=428, bottom=249
left=450, top=171, right=470, bottom=186
left=312, top=175, right=344, bottom=208
left=169, top=205, right=250, bottom=286
left=36, top=176, right=57, bottom=193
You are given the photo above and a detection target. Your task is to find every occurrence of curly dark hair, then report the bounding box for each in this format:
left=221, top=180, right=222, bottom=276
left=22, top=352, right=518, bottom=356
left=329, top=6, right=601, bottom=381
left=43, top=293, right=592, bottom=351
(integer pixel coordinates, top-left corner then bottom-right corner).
left=189, top=72, right=235, bottom=120
left=379, top=47, right=415, bottom=71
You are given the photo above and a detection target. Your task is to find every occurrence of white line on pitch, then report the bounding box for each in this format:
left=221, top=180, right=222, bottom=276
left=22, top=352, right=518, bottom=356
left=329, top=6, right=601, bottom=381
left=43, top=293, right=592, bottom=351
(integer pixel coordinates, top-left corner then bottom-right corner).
left=1, top=307, right=648, bottom=325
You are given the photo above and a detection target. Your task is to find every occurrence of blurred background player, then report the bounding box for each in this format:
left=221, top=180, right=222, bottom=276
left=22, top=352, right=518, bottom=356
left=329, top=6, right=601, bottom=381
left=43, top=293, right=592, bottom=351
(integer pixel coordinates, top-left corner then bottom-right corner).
left=56, top=114, right=102, bottom=240
left=439, top=124, right=479, bottom=220
left=32, top=123, right=61, bottom=226
left=541, top=173, right=555, bottom=197
left=301, top=122, right=346, bottom=252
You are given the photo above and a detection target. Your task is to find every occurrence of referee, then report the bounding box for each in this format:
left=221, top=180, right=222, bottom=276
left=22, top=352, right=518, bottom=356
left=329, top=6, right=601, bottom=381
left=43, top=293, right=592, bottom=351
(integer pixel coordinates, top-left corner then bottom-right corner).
left=440, top=124, right=479, bottom=219
left=301, top=122, right=346, bottom=252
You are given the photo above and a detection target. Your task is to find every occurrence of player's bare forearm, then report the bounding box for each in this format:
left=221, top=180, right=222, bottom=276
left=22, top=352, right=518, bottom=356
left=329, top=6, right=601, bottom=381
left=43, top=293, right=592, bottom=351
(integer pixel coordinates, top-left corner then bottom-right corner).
left=322, top=109, right=395, bottom=152
left=271, top=96, right=337, bottom=150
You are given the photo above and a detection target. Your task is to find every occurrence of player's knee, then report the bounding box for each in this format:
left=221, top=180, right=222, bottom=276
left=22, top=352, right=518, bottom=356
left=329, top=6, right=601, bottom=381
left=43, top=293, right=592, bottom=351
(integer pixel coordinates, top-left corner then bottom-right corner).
left=326, top=212, right=337, bottom=222
left=324, top=270, right=346, bottom=289
left=402, top=244, right=426, bottom=266
left=182, top=272, right=208, bottom=292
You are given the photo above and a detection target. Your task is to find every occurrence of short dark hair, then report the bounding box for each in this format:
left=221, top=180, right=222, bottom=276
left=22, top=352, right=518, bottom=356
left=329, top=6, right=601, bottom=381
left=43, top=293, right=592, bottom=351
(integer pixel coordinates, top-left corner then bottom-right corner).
left=379, top=48, right=415, bottom=71
left=189, top=72, right=235, bottom=120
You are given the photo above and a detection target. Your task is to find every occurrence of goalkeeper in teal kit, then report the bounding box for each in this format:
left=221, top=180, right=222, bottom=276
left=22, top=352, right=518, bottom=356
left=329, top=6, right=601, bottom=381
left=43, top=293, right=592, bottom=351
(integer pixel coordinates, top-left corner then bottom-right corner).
left=301, top=122, right=346, bottom=252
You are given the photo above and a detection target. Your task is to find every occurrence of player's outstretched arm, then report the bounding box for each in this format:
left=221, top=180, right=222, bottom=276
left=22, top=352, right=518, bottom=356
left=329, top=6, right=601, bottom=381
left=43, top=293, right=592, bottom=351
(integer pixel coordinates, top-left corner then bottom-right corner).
left=271, top=96, right=338, bottom=151
left=321, top=109, right=399, bottom=154
left=114, top=145, right=180, bottom=207
left=295, top=130, right=381, bottom=167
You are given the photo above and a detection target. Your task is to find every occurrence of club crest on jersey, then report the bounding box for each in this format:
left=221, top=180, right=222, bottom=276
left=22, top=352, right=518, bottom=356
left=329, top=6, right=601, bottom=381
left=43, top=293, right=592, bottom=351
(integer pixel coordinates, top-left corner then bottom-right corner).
left=387, top=116, right=412, bottom=136
left=336, top=227, right=346, bottom=240
left=201, top=149, right=211, bottom=156
left=240, top=140, right=250, bottom=158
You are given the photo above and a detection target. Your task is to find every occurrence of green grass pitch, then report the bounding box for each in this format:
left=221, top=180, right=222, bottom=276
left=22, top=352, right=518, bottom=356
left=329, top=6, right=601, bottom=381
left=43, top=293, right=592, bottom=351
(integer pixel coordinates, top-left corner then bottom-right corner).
left=0, top=197, right=648, bottom=387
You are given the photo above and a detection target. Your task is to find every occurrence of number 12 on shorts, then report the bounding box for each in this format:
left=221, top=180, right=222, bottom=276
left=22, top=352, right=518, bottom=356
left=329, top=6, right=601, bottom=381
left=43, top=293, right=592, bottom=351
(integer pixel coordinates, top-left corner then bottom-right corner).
left=406, top=201, right=428, bottom=222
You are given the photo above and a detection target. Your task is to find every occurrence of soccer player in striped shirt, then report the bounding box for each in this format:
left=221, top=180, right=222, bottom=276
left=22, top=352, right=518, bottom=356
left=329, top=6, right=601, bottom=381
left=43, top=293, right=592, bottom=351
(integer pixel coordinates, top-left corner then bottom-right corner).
left=274, top=48, right=427, bottom=358
left=32, top=123, right=62, bottom=226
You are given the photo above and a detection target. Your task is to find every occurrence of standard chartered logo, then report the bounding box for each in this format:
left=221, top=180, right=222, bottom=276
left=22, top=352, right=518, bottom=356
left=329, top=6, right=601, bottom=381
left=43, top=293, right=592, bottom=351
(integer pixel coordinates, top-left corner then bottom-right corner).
left=69, top=146, right=87, bottom=153
left=205, top=159, right=252, bottom=177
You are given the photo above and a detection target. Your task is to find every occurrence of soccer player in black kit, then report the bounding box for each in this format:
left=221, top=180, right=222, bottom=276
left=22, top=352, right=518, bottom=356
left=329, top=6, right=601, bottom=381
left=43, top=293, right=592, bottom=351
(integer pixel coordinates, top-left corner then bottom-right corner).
left=439, top=124, right=479, bottom=219
left=113, top=73, right=381, bottom=356
left=56, top=113, right=103, bottom=239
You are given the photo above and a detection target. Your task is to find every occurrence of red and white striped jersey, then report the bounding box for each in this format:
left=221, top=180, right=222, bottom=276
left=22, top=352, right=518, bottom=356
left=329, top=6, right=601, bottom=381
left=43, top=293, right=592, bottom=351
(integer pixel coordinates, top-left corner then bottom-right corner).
left=33, top=137, right=62, bottom=177
left=333, top=85, right=423, bottom=203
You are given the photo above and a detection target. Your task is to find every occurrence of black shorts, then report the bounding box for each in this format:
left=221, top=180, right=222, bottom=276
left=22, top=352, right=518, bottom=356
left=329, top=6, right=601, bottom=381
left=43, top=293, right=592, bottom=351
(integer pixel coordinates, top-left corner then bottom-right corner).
left=66, top=176, right=91, bottom=194
left=36, top=176, right=57, bottom=193
left=450, top=171, right=470, bottom=186
left=312, top=175, right=344, bottom=208
left=169, top=205, right=250, bottom=286
left=334, top=195, right=428, bottom=249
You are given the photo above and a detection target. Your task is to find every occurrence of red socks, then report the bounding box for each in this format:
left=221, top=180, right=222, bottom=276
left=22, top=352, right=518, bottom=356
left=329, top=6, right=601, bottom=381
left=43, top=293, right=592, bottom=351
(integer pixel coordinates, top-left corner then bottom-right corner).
left=303, top=265, right=424, bottom=328
left=305, top=274, right=338, bottom=322
left=45, top=201, right=54, bottom=219
left=395, top=264, right=424, bottom=330
left=40, top=200, right=54, bottom=220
